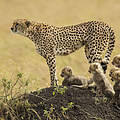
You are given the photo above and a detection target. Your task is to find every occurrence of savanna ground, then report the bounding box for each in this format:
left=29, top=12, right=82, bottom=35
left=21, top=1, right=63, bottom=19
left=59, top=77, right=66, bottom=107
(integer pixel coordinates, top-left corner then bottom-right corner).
left=0, top=0, right=120, bottom=119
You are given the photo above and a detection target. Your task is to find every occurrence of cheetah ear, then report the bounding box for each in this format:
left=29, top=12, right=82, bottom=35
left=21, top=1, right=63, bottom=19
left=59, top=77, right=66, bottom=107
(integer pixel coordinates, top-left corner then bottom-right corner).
left=25, top=21, right=31, bottom=27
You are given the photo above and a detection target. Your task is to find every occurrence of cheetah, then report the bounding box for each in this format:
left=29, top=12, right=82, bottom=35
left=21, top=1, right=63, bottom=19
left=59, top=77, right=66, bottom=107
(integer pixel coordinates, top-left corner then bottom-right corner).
left=109, top=68, right=120, bottom=102
left=109, top=67, right=120, bottom=80
left=89, top=62, right=115, bottom=97
left=60, top=66, right=93, bottom=88
left=112, top=54, right=120, bottom=68
left=11, top=19, right=115, bottom=86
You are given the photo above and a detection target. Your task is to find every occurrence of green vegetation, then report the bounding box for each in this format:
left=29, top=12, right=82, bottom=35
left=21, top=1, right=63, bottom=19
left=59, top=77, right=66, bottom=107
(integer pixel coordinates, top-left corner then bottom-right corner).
left=53, top=86, right=67, bottom=96
left=0, top=0, right=120, bottom=91
left=0, top=73, right=29, bottom=120
left=61, top=102, right=74, bottom=115
left=43, top=104, right=55, bottom=120
left=0, top=73, right=44, bottom=120
left=0, top=73, right=29, bottom=102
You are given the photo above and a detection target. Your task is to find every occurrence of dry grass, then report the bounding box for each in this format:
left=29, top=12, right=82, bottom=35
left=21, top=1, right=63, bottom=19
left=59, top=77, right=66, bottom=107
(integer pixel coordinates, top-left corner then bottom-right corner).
left=0, top=0, right=120, bottom=92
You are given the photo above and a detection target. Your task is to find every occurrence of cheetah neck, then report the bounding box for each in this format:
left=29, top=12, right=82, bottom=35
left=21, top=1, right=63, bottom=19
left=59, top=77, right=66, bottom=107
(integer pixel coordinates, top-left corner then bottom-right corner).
left=25, top=23, right=56, bottom=44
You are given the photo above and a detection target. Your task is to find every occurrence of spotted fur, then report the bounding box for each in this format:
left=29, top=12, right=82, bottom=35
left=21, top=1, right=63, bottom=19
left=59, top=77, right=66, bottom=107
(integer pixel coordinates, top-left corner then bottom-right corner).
left=11, top=19, right=115, bottom=86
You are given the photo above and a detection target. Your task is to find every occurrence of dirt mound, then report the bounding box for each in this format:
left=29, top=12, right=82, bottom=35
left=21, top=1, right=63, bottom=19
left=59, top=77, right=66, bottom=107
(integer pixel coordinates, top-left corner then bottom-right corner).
left=2, top=86, right=120, bottom=120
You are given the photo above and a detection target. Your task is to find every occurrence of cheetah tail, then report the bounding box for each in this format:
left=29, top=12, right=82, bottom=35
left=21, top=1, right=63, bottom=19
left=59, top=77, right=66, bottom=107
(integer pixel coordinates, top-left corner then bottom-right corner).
left=103, top=27, right=115, bottom=64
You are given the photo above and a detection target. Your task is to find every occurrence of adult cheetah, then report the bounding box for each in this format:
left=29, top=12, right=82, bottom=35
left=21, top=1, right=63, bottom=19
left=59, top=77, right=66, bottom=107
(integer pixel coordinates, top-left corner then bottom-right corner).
left=11, top=19, right=115, bottom=86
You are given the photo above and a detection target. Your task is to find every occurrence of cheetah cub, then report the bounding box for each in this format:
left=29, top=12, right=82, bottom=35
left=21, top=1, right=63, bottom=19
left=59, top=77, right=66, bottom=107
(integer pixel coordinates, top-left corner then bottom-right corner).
left=61, top=66, right=93, bottom=88
left=112, top=54, right=120, bottom=68
left=89, top=63, right=115, bottom=97
left=109, top=67, right=120, bottom=80
left=109, top=68, right=120, bottom=101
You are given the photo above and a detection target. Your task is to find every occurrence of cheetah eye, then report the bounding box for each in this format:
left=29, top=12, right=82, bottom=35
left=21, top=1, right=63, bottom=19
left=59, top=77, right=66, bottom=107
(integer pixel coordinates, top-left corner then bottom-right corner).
left=68, top=69, right=71, bottom=72
left=15, top=22, right=19, bottom=27
left=25, top=21, right=31, bottom=27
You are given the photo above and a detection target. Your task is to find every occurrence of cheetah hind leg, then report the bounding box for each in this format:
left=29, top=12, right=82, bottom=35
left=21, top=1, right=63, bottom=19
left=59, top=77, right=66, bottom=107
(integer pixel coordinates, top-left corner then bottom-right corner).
left=84, top=43, right=102, bottom=63
left=85, top=41, right=107, bottom=73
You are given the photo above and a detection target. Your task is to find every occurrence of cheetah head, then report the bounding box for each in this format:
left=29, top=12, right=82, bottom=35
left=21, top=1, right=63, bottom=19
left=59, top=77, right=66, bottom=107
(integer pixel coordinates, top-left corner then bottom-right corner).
left=11, top=19, right=31, bottom=36
left=109, top=68, right=120, bottom=82
left=60, top=66, right=72, bottom=79
left=112, top=54, right=120, bottom=68
left=109, top=68, right=119, bottom=77
left=88, top=62, right=103, bottom=74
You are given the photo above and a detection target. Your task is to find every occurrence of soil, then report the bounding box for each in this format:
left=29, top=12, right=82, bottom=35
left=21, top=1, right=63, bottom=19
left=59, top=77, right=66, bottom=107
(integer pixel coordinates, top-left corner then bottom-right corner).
left=2, top=86, right=120, bottom=120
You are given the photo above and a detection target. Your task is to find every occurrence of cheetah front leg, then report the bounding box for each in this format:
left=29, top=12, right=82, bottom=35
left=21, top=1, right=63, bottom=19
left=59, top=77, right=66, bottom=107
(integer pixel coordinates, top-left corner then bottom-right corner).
left=46, top=54, right=58, bottom=87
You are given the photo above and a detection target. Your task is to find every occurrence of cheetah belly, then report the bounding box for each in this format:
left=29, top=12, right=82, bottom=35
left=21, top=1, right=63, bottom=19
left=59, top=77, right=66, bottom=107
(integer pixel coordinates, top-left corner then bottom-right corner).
left=55, top=43, right=83, bottom=56
left=56, top=48, right=72, bottom=56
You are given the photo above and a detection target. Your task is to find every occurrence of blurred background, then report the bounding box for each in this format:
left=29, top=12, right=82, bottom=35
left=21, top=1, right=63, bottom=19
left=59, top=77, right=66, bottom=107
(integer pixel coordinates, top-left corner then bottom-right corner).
left=0, top=0, right=120, bottom=91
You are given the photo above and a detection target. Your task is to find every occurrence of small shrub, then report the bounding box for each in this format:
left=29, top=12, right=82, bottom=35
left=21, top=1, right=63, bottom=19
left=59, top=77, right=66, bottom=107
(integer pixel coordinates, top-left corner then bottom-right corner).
left=61, top=102, right=74, bottom=115
left=44, top=104, right=55, bottom=120
left=0, top=73, right=32, bottom=120
left=53, top=86, right=67, bottom=96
